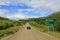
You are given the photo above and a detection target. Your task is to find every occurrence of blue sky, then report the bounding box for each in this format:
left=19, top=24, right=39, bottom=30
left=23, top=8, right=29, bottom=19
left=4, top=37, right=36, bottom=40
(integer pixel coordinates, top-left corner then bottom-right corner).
left=0, top=0, right=60, bottom=20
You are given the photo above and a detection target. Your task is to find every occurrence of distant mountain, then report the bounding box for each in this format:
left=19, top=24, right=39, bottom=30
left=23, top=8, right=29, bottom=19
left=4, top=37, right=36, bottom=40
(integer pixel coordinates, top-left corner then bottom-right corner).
left=0, top=17, right=9, bottom=20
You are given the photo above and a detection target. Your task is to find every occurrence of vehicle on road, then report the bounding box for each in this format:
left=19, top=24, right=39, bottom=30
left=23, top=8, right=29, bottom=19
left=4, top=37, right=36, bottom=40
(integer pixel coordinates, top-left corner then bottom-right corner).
left=27, top=26, right=31, bottom=30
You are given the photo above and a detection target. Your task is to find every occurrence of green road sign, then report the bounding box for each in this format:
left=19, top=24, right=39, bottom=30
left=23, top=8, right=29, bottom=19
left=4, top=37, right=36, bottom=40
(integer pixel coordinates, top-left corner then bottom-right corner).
left=46, top=18, right=56, bottom=26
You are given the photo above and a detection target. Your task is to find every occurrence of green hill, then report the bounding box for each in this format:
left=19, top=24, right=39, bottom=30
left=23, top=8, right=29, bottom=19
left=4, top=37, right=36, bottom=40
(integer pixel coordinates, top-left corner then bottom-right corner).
left=46, top=12, right=60, bottom=31
left=0, top=17, right=24, bottom=38
left=0, top=17, right=25, bottom=30
left=28, top=12, right=60, bottom=32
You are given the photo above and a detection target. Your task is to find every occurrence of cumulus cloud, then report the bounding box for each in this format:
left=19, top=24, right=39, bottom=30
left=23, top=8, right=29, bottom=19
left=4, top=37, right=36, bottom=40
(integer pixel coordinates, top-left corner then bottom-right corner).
left=5, top=13, right=26, bottom=20
left=0, top=9, right=37, bottom=20
left=0, top=9, right=26, bottom=20
left=0, top=0, right=11, bottom=5
left=0, top=0, right=60, bottom=20
left=5, top=9, right=39, bottom=20
left=0, top=9, right=9, bottom=17
left=0, top=0, right=60, bottom=11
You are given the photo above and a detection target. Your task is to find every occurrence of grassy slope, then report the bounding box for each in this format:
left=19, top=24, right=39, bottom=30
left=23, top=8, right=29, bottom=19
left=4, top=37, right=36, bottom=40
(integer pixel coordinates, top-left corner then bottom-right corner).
left=0, top=17, right=23, bottom=39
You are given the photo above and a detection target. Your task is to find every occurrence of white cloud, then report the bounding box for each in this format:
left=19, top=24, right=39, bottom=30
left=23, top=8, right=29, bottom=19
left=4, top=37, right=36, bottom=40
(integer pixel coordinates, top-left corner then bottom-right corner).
left=18, top=9, right=34, bottom=12
left=0, top=9, right=39, bottom=20
left=0, top=0, right=11, bottom=5
left=0, top=9, right=9, bottom=17
left=0, top=0, right=60, bottom=11
left=0, top=0, right=60, bottom=20
left=5, top=13, right=39, bottom=20
left=5, top=13, right=26, bottom=20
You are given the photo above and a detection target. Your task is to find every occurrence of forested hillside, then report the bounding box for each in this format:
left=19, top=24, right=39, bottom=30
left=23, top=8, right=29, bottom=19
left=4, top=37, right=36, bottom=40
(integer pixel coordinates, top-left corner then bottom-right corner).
left=47, top=12, right=60, bottom=31
left=0, top=17, right=24, bottom=39
left=28, top=12, right=60, bottom=32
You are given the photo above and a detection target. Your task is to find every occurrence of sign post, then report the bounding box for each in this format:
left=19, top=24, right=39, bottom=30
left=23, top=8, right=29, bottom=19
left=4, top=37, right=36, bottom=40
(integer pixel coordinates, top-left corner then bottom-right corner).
left=53, top=26, right=54, bottom=32
left=45, top=18, right=56, bottom=32
left=48, top=26, right=50, bottom=32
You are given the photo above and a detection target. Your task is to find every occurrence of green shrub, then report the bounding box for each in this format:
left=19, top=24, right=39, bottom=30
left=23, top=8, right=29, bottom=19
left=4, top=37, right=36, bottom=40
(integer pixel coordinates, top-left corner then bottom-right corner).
left=0, top=30, right=4, bottom=37
left=29, top=21, right=37, bottom=26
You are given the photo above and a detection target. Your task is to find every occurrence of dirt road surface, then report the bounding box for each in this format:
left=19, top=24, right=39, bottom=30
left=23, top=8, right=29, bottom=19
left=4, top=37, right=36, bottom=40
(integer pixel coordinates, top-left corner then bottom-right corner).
left=1, top=23, right=58, bottom=40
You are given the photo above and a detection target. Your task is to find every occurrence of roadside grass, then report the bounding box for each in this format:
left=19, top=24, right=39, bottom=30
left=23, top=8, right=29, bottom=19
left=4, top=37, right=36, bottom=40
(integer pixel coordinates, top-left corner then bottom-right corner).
left=46, top=31, right=60, bottom=40
left=32, top=26, right=60, bottom=40
left=0, top=26, right=23, bottom=39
